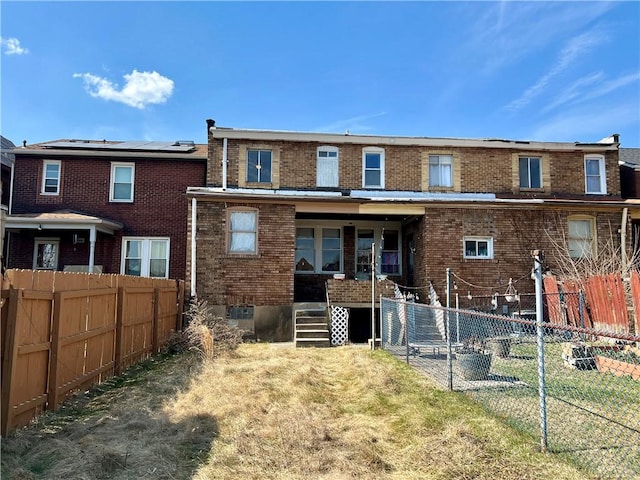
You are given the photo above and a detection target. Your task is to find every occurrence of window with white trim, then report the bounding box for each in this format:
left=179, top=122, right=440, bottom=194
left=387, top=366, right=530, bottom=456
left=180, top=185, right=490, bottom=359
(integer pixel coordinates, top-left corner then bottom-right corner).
left=110, top=163, right=135, bottom=202
left=464, top=237, right=493, bottom=259
left=519, top=156, right=542, bottom=189
left=228, top=209, right=258, bottom=254
left=568, top=217, right=595, bottom=259
left=429, top=155, right=452, bottom=187
left=41, top=160, right=61, bottom=195
left=33, top=238, right=59, bottom=270
left=247, top=149, right=272, bottom=183
left=317, top=146, right=339, bottom=187
left=295, top=226, right=342, bottom=273
left=121, top=237, right=169, bottom=278
left=584, top=155, right=606, bottom=194
left=362, top=147, right=384, bottom=188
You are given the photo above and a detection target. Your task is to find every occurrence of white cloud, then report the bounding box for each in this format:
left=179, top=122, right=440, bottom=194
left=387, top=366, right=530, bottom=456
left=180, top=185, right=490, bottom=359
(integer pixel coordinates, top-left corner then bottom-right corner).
left=461, top=2, right=613, bottom=73
left=529, top=105, right=638, bottom=143
left=313, top=112, right=387, bottom=134
left=1, top=37, right=29, bottom=55
left=543, top=71, right=640, bottom=113
left=73, top=70, right=174, bottom=109
left=504, top=29, right=608, bottom=112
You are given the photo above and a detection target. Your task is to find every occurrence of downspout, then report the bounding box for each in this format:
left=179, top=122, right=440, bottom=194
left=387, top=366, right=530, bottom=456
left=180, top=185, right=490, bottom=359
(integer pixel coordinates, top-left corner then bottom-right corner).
left=222, top=137, right=228, bottom=190
left=8, top=157, right=15, bottom=215
left=621, top=207, right=628, bottom=268
left=190, top=197, right=197, bottom=297
left=88, top=226, right=96, bottom=272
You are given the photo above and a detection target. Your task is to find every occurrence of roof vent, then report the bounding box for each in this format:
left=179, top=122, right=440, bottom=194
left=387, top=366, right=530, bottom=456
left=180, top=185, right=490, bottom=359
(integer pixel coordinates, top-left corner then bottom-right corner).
left=173, top=140, right=195, bottom=146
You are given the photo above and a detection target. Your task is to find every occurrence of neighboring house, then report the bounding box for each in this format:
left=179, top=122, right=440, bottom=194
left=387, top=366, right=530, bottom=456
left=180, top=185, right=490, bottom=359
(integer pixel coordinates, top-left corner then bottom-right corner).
left=1, top=136, right=16, bottom=271
left=620, top=147, right=640, bottom=261
left=4, top=139, right=207, bottom=280
left=187, top=120, right=638, bottom=342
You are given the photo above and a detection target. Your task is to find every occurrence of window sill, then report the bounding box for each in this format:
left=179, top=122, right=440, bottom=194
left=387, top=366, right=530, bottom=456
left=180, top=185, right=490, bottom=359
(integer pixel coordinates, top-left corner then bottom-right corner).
left=225, top=252, right=259, bottom=258
left=463, top=258, right=497, bottom=263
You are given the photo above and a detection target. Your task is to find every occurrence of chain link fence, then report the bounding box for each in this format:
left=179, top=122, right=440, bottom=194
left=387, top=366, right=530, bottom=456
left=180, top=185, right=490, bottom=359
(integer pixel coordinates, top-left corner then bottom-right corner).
left=381, top=296, right=640, bottom=479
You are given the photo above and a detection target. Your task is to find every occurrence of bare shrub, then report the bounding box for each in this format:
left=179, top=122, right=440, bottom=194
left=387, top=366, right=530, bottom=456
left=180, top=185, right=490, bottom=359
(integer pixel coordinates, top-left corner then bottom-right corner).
left=184, top=299, right=243, bottom=361
left=546, top=218, right=639, bottom=283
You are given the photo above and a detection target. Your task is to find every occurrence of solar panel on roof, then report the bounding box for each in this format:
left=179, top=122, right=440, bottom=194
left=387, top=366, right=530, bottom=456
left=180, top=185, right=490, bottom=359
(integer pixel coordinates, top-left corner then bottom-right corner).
left=42, top=141, right=196, bottom=152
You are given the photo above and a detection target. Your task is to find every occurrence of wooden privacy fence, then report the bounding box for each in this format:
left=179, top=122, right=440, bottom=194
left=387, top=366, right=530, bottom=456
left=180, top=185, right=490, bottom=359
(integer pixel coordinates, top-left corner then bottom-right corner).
left=1, top=269, right=185, bottom=436
left=544, top=271, right=640, bottom=334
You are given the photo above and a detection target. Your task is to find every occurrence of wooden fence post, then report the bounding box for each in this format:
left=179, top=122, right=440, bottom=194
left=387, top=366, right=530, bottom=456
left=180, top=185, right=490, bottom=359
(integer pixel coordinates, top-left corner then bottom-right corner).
left=177, top=280, right=185, bottom=331
left=47, top=291, right=63, bottom=412
left=1, top=288, right=20, bottom=436
left=152, top=288, right=160, bottom=354
left=114, top=287, right=125, bottom=375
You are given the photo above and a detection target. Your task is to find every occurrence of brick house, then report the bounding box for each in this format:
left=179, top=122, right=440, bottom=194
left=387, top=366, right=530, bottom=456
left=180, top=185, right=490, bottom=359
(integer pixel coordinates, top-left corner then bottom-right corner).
left=187, top=121, right=638, bottom=343
left=1, top=136, right=16, bottom=271
left=619, top=147, right=640, bottom=261
left=4, top=140, right=206, bottom=280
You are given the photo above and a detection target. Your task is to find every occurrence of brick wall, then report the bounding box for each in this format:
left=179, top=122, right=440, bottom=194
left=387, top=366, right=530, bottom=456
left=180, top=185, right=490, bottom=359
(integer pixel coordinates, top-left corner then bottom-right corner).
left=207, top=137, right=620, bottom=197
left=10, top=154, right=206, bottom=279
left=192, top=200, right=296, bottom=306
left=412, top=207, right=625, bottom=302
left=327, top=278, right=396, bottom=305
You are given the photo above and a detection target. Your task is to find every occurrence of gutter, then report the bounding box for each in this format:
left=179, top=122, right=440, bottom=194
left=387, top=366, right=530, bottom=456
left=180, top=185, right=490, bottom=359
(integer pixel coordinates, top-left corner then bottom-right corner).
left=13, top=148, right=207, bottom=161
left=208, top=127, right=618, bottom=152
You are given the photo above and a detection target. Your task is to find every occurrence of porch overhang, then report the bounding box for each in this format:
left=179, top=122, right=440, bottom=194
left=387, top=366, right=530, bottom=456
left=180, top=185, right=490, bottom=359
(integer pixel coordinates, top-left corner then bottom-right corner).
left=186, top=187, right=637, bottom=216
left=5, top=211, right=123, bottom=234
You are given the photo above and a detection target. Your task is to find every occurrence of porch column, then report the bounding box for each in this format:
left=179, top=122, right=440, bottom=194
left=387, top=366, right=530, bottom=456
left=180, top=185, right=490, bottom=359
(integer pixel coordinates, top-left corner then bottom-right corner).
left=88, top=226, right=96, bottom=272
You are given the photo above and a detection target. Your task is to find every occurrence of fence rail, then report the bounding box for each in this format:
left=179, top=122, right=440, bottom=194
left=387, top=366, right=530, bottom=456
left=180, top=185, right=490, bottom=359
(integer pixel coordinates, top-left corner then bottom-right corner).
left=381, top=296, right=640, bottom=479
left=1, top=269, right=185, bottom=435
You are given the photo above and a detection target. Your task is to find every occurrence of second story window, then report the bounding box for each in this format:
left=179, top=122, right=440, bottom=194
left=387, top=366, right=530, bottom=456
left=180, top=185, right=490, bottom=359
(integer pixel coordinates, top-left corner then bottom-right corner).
left=428, top=155, right=453, bottom=187
left=41, top=160, right=61, bottom=195
left=363, top=147, right=385, bottom=189
left=585, top=155, right=606, bottom=194
left=247, top=149, right=272, bottom=183
left=317, top=146, right=339, bottom=187
left=519, top=156, right=542, bottom=189
left=110, top=163, right=135, bottom=202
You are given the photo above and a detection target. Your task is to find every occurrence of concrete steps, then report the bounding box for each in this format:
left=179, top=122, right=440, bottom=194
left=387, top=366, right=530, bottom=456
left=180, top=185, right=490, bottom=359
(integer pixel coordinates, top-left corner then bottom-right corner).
left=294, top=303, right=330, bottom=348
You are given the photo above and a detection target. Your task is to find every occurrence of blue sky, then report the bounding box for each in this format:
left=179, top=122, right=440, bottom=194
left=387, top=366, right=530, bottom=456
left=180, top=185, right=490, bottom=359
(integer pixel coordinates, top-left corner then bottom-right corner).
left=1, top=1, right=639, bottom=147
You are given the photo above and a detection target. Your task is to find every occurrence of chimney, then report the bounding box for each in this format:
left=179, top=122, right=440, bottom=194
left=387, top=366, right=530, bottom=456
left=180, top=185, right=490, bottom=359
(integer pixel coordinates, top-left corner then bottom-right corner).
left=612, top=133, right=620, bottom=144
left=206, top=119, right=216, bottom=130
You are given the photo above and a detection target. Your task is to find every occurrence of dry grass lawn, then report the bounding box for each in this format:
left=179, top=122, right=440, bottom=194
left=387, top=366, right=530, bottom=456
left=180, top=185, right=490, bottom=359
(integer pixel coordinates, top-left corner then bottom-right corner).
left=2, top=344, right=592, bottom=479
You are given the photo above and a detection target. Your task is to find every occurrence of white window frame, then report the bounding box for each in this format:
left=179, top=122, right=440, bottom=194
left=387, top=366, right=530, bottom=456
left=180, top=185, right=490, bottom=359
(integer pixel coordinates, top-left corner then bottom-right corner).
left=121, top=237, right=170, bottom=278
left=110, top=162, right=135, bottom=202
left=428, top=154, right=453, bottom=187
left=362, top=147, right=385, bottom=189
left=41, top=160, right=61, bottom=195
left=463, top=236, right=494, bottom=259
left=584, top=155, right=607, bottom=194
left=228, top=208, right=258, bottom=254
left=518, top=156, right=542, bottom=189
left=568, top=216, right=595, bottom=259
left=295, top=224, right=343, bottom=274
left=316, top=146, right=339, bottom=187
left=33, top=238, right=60, bottom=270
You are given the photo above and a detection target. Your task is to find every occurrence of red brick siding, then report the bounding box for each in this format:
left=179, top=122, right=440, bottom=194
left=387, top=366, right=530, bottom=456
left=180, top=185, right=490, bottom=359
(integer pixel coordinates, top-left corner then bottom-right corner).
left=10, top=154, right=205, bottom=279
